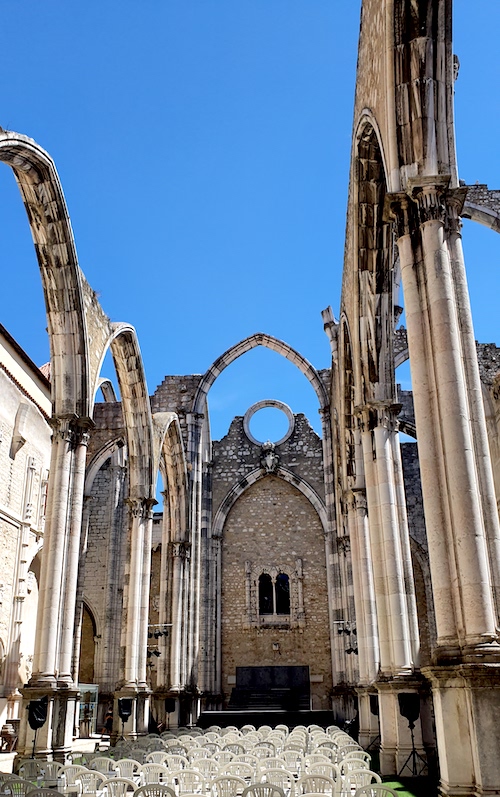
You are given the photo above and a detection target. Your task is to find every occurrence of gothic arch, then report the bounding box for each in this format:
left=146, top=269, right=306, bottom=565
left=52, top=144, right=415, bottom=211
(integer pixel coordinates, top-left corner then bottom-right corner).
left=0, top=130, right=90, bottom=418
left=107, top=324, right=155, bottom=500
left=212, top=466, right=328, bottom=539
left=463, top=202, right=500, bottom=234
left=354, top=119, right=394, bottom=404
left=85, top=437, right=126, bottom=496
left=153, top=412, right=189, bottom=539
left=192, top=332, right=329, bottom=415
left=339, top=317, right=356, bottom=483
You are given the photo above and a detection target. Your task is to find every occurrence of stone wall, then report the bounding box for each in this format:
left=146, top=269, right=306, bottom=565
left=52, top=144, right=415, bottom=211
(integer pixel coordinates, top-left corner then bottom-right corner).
left=0, top=362, right=50, bottom=716
left=212, top=413, right=325, bottom=518
left=220, top=474, right=332, bottom=710
left=151, top=375, right=203, bottom=450
left=83, top=457, right=127, bottom=691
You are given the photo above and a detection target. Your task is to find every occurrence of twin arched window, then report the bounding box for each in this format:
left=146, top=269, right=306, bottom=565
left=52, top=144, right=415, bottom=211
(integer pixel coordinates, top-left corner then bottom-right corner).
left=258, top=572, right=290, bottom=616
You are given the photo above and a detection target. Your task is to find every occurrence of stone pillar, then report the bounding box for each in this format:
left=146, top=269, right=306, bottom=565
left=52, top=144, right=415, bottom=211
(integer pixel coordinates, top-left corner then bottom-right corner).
left=349, top=490, right=379, bottom=684
left=137, top=501, right=155, bottom=690
left=448, top=213, right=500, bottom=621
left=394, top=184, right=499, bottom=656
left=360, top=405, right=416, bottom=675
left=169, top=541, right=188, bottom=691
left=58, top=423, right=92, bottom=684
left=31, top=416, right=76, bottom=685
left=123, top=499, right=147, bottom=688
left=357, top=687, right=380, bottom=750
left=70, top=494, right=93, bottom=691
left=388, top=184, right=500, bottom=795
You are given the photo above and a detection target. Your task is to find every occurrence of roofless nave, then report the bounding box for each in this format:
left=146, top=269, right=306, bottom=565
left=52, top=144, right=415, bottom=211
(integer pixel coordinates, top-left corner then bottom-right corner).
left=1, top=2, right=500, bottom=795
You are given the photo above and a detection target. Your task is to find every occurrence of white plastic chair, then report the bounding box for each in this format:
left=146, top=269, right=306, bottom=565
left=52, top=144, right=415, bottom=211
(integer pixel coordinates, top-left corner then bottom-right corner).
left=101, top=777, right=136, bottom=797
left=210, top=775, right=247, bottom=797
left=141, top=765, right=170, bottom=785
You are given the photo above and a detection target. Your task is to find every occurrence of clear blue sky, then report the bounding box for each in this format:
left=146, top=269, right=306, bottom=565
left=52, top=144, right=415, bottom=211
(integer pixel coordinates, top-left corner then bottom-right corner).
left=0, top=1, right=498, bottom=441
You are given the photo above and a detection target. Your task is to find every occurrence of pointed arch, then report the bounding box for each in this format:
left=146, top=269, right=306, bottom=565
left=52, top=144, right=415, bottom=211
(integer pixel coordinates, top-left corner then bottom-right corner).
left=0, top=130, right=90, bottom=417
left=212, top=466, right=328, bottom=539
left=103, top=323, right=155, bottom=500
left=192, top=333, right=329, bottom=415
left=153, top=412, right=189, bottom=539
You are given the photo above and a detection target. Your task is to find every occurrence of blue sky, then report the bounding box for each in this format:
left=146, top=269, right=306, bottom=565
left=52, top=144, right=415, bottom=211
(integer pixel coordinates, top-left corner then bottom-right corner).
left=0, top=1, right=498, bottom=441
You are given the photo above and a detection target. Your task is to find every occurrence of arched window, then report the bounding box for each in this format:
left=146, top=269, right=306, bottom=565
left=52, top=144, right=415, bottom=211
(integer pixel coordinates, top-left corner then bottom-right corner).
left=275, top=573, right=290, bottom=615
left=259, top=573, right=274, bottom=615
left=258, top=571, right=290, bottom=617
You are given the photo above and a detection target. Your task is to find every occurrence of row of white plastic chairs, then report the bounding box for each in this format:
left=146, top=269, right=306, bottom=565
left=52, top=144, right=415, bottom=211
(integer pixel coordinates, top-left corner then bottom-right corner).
left=8, top=749, right=380, bottom=797
left=0, top=779, right=400, bottom=797
left=92, top=729, right=362, bottom=765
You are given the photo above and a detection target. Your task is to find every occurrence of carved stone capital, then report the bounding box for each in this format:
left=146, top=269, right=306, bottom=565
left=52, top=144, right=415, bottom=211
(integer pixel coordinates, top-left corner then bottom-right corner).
left=126, top=497, right=157, bottom=520
left=171, top=540, right=191, bottom=560
left=384, top=192, right=413, bottom=239
left=356, top=402, right=401, bottom=433
left=336, top=535, right=351, bottom=556
left=49, top=415, right=94, bottom=447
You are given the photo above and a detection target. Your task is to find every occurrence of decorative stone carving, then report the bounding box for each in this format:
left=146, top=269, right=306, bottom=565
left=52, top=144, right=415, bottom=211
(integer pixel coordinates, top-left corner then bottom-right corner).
left=260, top=441, right=279, bottom=473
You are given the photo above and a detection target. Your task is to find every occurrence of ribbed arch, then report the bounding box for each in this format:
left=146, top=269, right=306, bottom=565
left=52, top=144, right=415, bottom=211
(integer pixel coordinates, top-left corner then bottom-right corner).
left=212, top=466, right=328, bottom=539
left=153, top=412, right=189, bottom=539
left=84, top=437, right=126, bottom=496
left=107, top=324, right=155, bottom=500
left=0, top=130, right=90, bottom=417
left=192, top=333, right=329, bottom=415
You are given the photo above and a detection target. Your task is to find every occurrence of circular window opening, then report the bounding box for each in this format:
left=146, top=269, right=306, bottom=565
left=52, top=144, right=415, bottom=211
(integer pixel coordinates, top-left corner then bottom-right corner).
left=243, top=400, right=295, bottom=446
left=250, top=407, right=289, bottom=444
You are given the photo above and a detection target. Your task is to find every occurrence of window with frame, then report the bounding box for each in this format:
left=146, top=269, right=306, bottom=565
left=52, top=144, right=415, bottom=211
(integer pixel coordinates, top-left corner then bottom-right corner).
left=258, top=572, right=290, bottom=617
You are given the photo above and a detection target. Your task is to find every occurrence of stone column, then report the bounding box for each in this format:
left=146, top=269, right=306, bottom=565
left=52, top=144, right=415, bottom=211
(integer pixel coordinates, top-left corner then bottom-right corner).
left=58, top=422, right=92, bottom=684
left=169, top=540, right=188, bottom=692
left=359, top=409, right=391, bottom=674
left=350, top=490, right=379, bottom=684
left=388, top=184, right=500, bottom=795
left=394, top=184, right=498, bottom=656
left=448, top=210, right=500, bottom=621
left=372, top=406, right=413, bottom=672
left=137, top=500, right=155, bottom=691
left=123, top=498, right=146, bottom=688
left=31, top=416, right=76, bottom=685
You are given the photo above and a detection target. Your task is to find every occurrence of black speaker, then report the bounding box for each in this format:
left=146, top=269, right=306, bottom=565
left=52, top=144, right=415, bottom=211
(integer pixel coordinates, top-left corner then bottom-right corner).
left=165, top=698, right=175, bottom=714
left=27, top=696, right=48, bottom=730
left=369, top=694, right=379, bottom=717
left=117, top=698, right=133, bottom=723
left=398, top=693, right=420, bottom=724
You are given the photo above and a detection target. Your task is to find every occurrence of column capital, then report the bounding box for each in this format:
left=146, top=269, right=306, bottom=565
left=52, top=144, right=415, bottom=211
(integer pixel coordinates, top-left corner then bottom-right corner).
left=385, top=179, right=468, bottom=237
left=353, top=489, right=368, bottom=515
left=171, top=540, right=191, bottom=560
left=355, top=402, right=401, bottom=432
left=384, top=191, right=413, bottom=239
left=126, top=497, right=157, bottom=520
left=48, top=414, right=94, bottom=446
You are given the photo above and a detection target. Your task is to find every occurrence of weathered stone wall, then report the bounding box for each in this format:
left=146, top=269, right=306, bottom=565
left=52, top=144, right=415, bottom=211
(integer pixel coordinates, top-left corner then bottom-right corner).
left=151, top=375, right=203, bottom=450
left=220, top=475, right=332, bottom=710
left=212, top=413, right=325, bottom=518
left=87, top=402, right=125, bottom=463
left=0, top=362, right=50, bottom=712
left=83, top=457, right=127, bottom=690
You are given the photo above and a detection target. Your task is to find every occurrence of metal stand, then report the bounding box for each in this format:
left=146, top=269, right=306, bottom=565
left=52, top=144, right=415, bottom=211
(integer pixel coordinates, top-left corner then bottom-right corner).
left=31, top=727, right=37, bottom=759
left=398, top=720, right=428, bottom=777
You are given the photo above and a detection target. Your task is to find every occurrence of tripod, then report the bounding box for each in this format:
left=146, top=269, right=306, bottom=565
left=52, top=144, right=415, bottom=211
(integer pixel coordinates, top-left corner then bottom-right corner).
left=398, top=720, right=428, bottom=777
